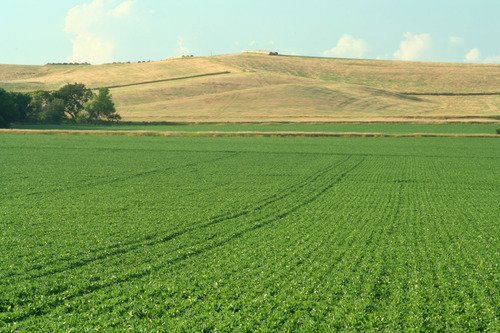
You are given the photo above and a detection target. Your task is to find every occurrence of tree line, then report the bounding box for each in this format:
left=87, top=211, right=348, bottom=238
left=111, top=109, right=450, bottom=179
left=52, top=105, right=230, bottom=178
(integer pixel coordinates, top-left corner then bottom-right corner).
left=0, top=83, right=120, bottom=128
left=46, top=62, right=91, bottom=66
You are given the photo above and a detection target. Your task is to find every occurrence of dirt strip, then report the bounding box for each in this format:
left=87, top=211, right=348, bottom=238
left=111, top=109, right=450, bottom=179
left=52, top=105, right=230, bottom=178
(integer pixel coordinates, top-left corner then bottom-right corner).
left=1, top=129, right=499, bottom=138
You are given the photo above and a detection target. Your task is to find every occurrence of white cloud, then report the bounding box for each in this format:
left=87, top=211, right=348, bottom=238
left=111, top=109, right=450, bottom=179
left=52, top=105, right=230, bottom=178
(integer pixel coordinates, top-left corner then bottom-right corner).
left=176, top=37, right=190, bottom=55
left=68, top=33, right=114, bottom=64
left=449, top=36, right=463, bottom=45
left=464, top=48, right=500, bottom=64
left=65, top=0, right=135, bottom=64
left=324, top=34, right=369, bottom=59
left=393, top=33, right=431, bottom=61
left=110, top=0, right=135, bottom=17
left=464, top=48, right=481, bottom=63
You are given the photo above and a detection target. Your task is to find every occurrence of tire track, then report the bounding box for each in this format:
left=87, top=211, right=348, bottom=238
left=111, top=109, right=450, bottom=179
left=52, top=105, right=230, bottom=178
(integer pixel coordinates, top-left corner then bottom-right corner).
left=2, top=157, right=364, bottom=324
left=1, top=156, right=352, bottom=283
left=1, top=153, right=239, bottom=201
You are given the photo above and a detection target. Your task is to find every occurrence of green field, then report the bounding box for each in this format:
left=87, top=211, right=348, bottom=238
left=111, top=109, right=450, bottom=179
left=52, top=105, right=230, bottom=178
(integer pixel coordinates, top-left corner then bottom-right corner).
left=11, top=122, right=500, bottom=134
left=0, top=133, right=498, bottom=331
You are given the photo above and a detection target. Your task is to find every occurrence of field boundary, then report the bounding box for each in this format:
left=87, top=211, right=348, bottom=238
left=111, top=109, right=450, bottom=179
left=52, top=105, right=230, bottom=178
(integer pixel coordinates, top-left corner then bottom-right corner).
left=1, top=129, right=499, bottom=138
left=401, top=92, right=500, bottom=96
left=106, top=116, right=500, bottom=125
left=100, top=71, right=232, bottom=89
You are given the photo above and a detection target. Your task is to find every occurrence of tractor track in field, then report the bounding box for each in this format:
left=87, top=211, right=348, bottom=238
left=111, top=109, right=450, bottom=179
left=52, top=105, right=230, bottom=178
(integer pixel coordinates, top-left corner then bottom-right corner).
left=0, top=153, right=239, bottom=201
left=1, top=156, right=353, bottom=284
left=2, top=134, right=498, bottom=330
left=2, top=157, right=366, bottom=324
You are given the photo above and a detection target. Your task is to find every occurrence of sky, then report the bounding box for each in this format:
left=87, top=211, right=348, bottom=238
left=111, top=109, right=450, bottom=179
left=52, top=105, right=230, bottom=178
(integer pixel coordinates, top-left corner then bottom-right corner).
left=0, top=0, right=499, bottom=65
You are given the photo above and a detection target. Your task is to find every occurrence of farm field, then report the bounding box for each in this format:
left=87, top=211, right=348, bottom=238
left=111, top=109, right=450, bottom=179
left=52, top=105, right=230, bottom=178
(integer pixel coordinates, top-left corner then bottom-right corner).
left=10, top=122, right=500, bottom=135
left=1, top=133, right=498, bottom=331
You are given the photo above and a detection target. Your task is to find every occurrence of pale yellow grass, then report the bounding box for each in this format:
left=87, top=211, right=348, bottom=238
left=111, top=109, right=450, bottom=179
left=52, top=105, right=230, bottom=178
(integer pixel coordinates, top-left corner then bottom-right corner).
left=0, top=57, right=234, bottom=91
left=1, top=53, right=499, bottom=123
left=214, top=54, right=500, bottom=93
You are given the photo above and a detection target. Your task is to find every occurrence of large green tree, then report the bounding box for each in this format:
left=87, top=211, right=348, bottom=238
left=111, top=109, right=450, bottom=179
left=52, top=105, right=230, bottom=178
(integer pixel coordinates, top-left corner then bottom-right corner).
left=54, top=83, right=93, bottom=122
left=28, top=91, right=52, bottom=122
left=85, top=88, right=121, bottom=122
left=28, top=91, right=65, bottom=124
left=9, top=92, right=31, bottom=122
left=42, top=99, right=66, bottom=124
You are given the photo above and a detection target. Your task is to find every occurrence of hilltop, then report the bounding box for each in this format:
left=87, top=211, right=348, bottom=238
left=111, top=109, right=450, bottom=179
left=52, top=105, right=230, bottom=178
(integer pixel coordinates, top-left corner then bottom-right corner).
left=1, top=54, right=499, bottom=123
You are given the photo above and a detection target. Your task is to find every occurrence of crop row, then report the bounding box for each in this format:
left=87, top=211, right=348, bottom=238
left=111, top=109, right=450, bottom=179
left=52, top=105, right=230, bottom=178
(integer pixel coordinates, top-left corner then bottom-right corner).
left=0, top=134, right=498, bottom=331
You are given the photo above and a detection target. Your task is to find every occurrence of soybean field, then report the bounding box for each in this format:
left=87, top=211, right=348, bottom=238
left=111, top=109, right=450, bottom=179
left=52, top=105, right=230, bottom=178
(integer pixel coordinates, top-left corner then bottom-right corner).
left=0, top=134, right=499, bottom=331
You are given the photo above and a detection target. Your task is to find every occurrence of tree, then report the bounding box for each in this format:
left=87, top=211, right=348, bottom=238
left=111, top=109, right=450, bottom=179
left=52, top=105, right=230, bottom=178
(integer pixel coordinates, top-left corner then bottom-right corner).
left=0, top=88, right=19, bottom=128
left=41, top=99, right=66, bottom=124
left=28, top=91, right=52, bottom=122
left=9, top=92, right=31, bottom=122
left=85, top=88, right=120, bottom=122
left=28, top=91, right=65, bottom=124
left=54, top=83, right=93, bottom=122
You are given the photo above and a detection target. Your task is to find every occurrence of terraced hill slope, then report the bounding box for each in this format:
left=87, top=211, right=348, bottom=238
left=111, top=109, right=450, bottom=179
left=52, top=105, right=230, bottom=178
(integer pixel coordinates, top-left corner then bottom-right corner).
left=1, top=54, right=499, bottom=122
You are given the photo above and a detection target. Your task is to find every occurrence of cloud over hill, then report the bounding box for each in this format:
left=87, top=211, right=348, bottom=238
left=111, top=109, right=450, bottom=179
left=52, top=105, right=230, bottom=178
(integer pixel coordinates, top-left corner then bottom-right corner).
left=65, top=0, right=135, bottom=64
left=394, top=33, right=432, bottom=61
left=324, top=35, right=369, bottom=59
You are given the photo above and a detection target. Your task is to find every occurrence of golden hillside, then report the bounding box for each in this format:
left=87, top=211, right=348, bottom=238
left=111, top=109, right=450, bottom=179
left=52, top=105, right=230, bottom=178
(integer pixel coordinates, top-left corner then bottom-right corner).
left=1, top=54, right=499, bottom=122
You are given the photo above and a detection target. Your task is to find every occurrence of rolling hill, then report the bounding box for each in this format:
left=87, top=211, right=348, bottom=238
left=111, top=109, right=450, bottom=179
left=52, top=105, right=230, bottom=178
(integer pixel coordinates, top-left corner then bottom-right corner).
left=1, top=54, right=499, bottom=123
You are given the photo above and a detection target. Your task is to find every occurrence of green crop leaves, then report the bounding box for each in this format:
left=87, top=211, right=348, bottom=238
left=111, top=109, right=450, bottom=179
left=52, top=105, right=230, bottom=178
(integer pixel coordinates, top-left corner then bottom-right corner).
left=0, top=134, right=498, bottom=331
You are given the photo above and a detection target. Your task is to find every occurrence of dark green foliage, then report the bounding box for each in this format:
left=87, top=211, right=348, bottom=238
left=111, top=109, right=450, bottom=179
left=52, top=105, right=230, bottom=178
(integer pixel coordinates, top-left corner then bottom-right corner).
left=27, top=91, right=67, bottom=124
left=2, top=84, right=120, bottom=125
left=41, top=99, right=66, bottom=124
left=53, top=83, right=94, bottom=122
left=85, top=88, right=120, bottom=122
left=27, top=91, right=52, bottom=122
left=0, top=135, right=498, bottom=331
left=0, top=88, right=19, bottom=127
left=9, top=92, right=31, bottom=122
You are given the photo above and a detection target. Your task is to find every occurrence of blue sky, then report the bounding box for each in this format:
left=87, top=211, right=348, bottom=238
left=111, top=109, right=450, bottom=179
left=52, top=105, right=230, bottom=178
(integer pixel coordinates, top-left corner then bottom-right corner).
left=1, top=0, right=499, bottom=64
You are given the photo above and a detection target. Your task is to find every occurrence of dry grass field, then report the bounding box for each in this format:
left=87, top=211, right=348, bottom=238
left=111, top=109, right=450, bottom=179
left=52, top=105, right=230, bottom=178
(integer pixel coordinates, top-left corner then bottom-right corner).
left=1, top=54, right=499, bottom=123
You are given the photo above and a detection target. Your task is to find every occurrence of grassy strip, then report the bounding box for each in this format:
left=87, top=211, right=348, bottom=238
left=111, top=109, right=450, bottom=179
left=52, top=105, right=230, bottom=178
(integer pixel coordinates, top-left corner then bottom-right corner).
left=12, top=123, right=500, bottom=133
left=100, top=71, right=231, bottom=89
left=2, top=129, right=499, bottom=138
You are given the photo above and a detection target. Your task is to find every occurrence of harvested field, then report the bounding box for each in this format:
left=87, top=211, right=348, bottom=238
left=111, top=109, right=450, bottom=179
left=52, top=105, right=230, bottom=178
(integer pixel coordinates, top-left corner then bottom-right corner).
left=2, top=54, right=499, bottom=122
